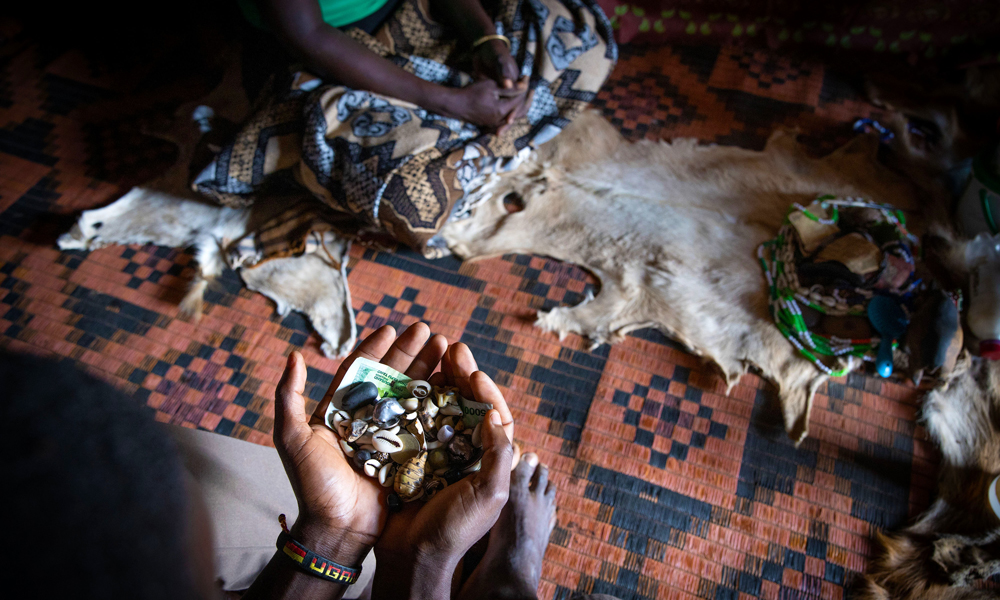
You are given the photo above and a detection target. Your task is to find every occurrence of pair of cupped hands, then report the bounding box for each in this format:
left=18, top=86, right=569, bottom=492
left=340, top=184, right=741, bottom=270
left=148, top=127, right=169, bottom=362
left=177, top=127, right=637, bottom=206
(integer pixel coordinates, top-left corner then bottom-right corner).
left=274, top=322, right=516, bottom=597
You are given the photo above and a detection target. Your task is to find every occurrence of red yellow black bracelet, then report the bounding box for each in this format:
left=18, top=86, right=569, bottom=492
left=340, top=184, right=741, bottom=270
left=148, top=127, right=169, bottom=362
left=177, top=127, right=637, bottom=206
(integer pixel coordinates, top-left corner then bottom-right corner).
left=275, top=515, right=362, bottom=585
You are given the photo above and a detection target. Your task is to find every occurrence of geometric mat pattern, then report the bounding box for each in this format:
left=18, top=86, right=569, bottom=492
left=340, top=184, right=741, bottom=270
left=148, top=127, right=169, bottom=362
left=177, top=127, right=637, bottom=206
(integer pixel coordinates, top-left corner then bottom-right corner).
left=0, top=16, right=939, bottom=600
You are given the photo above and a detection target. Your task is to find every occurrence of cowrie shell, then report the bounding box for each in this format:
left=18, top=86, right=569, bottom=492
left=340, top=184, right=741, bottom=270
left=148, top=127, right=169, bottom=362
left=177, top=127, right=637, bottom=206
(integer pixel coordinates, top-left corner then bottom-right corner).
left=372, top=430, right=404, bottom=454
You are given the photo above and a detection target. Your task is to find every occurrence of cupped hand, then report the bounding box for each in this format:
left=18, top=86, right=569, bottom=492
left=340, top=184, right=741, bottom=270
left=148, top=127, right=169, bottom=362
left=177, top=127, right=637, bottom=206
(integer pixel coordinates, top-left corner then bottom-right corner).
left=371, top=344, right=516, bottom=598
left=273, top=323, right=447, bottom=562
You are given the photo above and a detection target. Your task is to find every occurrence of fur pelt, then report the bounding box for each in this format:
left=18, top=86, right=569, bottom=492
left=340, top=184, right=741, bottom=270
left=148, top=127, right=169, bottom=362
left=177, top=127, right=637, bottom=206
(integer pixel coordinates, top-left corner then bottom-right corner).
left=442, top=110, right=928, bottom=442
left=56, top=187, right=358, bottom=358
left=857, top=357, right=1000, bottom=599
left=56, top=50, right=357, bottom=358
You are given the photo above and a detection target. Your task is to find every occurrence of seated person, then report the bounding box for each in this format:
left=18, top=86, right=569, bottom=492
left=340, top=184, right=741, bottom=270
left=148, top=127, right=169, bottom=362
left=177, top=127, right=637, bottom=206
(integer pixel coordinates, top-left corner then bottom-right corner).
left=2, top=324, right=617, bottom=599
left=194, top=0, right=617, bottom=256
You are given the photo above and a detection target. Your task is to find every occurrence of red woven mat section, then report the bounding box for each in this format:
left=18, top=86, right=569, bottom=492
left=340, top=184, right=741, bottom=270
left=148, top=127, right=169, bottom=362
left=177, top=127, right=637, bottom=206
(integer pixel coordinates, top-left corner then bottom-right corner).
left=0, top=18, right=938, bottom=600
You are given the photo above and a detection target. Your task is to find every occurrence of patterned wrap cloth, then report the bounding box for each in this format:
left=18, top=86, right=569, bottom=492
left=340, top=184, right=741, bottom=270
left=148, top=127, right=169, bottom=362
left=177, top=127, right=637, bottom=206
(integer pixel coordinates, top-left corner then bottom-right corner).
left=194, top=0, right=617, bottom=262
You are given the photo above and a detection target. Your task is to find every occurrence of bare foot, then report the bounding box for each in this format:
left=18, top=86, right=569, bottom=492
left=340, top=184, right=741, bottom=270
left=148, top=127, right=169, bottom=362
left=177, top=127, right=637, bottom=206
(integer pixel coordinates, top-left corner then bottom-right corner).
left=458, top=452, right=557, bottom=600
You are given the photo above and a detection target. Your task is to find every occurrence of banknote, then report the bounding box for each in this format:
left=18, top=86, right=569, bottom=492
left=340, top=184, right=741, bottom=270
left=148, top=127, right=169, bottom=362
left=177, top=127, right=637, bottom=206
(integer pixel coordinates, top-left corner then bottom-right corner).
left=330, top=357, right=412, bottom=408
left=327, top=356, right=493, bottom=427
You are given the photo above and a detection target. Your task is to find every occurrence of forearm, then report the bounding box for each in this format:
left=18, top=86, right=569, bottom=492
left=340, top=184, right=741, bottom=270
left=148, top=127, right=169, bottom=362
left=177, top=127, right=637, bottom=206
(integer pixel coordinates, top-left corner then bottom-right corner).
left=370, top=548, right=459, bottom=600
left=433, top=0, right=497, bottom=42
left=242, top=520, right=374, bottom=600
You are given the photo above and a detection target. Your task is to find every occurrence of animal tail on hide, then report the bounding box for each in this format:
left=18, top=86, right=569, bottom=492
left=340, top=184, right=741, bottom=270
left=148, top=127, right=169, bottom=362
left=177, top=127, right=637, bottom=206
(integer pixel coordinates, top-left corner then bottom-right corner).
left=179, top=278, right=209, bottom=321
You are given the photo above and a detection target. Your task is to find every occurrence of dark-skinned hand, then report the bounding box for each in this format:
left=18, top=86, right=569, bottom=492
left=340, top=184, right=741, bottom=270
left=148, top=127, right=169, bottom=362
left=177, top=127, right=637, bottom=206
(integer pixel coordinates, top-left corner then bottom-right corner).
left=472, top=38, right=520, bottom=89
left=272, top=323, right=447, bottom=564
left=371, top=343, right=516, bottom=600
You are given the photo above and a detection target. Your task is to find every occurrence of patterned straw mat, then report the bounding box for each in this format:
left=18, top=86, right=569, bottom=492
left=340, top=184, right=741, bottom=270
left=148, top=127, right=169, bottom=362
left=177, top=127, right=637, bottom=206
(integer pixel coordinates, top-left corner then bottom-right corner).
left=0, top=16, right=937, bottom=600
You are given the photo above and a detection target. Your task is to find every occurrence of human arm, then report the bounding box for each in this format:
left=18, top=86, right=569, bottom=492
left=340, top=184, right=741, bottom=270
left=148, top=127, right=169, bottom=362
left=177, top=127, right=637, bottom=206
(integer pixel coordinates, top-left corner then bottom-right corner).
left=253, top=0, right=527, bottom=128
left=242, top=324, right=448, bottom=600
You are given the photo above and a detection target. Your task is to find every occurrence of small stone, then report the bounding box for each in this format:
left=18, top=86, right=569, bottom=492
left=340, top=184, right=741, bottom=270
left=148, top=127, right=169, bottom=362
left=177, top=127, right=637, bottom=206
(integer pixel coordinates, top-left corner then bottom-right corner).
left=353, top=405, right=374, bottom=422
left=353, top=449, right=372, bottom=469
left=447, top=435, right=474, bottom=464
left=373, top=398, right=405, bottom=428
left=372, top=430, right=404, bottom=454
left=342, top=381, right=379, bottom=412
left=387, top=493, right=402, bottom=513
left=428, top=449, right=449, bottom=470
left=437, top=425, right=455, bottom=443
left=454, top=420, right=466, bottom=433
left=372, top=451, right=390, bottom=464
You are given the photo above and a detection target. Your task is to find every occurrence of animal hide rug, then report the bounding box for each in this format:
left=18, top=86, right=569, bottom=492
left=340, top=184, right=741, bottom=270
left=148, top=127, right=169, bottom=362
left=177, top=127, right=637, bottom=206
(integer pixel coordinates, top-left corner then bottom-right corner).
left=857, top=357, right=1000, bottom=599
left=441, top=110, right=926, bottom=442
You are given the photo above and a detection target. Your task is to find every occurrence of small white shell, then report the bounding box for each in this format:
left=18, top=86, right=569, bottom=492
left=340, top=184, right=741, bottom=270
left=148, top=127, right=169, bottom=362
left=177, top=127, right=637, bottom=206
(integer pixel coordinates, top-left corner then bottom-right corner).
left=471, top=422, right=482, bottom=448
left=331, top=410, right=350, bottom=427
left=379, top=462, right=395, bottom=487
left=401, top=397, right=419, bottom=412
left=386, top=424, right=401, bottom=435
left=462, top=459, right=482, bottom=474
left=407, top=419, right=423, bottom=436
left=367, top=423, right=379, bottom=433
left=339, top=439, right=356, bottom=457
left=435, top=392, right=448, bottom=407
left=405, top=412, right=417, bottom=420
left=372, top=430, right=405, bottom=454
left=407, top=380, right=432, bottom=399
left=426, top=440, right=443, bottom=450
left=422, top=397, right=439, bottom=417
left=357, top=432, right=373, bottom=446
left=363, top=459, right=380, bottom=477
left=440, top=404, right=463, bottom=416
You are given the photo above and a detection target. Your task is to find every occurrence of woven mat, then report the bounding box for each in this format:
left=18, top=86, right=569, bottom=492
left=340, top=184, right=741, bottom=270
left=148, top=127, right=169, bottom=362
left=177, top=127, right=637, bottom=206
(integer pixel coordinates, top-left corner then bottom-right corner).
left=0, top=19, right=938, bottom=600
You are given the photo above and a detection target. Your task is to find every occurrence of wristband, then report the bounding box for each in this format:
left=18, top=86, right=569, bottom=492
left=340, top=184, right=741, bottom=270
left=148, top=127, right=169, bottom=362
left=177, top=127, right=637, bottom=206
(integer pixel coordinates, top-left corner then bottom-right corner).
left=275, top=516, right=362, bottom=585
left=472, top=34, right=511, bottom=51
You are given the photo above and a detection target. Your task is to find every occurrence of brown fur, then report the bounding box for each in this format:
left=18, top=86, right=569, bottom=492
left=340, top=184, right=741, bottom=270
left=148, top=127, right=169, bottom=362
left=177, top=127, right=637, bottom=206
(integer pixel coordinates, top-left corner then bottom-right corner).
left=442, top=110, right=929, bottom=442
left=858, top=358, right=1000, bottom=599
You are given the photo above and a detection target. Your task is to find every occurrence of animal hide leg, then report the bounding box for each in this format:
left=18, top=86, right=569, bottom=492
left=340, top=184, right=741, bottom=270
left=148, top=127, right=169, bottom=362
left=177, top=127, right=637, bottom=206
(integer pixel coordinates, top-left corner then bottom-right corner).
left=239, top=248, right=356, bottom=359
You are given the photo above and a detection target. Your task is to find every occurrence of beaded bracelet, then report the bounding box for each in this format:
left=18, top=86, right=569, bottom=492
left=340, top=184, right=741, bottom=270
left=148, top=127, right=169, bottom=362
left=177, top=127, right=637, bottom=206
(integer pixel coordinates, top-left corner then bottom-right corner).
left=472, top=34, right=511, bottom=50
left=275, top=515, right=362, bottom=585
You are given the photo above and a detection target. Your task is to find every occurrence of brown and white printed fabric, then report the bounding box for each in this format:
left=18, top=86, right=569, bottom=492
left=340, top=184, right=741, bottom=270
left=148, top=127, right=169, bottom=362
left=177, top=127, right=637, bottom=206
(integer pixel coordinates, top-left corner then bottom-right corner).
left=194, top=0, right=616, bottom=263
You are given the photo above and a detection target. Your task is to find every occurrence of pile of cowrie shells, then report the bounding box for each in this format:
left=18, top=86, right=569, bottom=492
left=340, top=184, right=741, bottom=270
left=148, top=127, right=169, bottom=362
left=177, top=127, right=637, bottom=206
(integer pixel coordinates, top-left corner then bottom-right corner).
left=330, top=379, right=485, bottom=509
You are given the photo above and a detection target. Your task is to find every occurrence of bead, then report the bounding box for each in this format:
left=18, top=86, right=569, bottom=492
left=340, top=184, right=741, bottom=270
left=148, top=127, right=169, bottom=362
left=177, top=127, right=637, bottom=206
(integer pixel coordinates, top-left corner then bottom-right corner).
left=437, top=425, right=455, bottom=443
left=342, top=381, right=379, bottom=412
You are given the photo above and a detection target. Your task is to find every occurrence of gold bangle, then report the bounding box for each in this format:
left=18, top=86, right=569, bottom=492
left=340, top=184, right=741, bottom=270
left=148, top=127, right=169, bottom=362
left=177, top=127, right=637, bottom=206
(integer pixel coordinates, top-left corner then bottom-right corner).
left=471, top=34, right=511, bottom=51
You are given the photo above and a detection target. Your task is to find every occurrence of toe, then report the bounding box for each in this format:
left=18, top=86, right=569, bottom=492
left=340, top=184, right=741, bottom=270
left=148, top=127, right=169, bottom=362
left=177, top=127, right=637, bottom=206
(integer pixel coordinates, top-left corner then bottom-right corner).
left=531, top=463, right=549, bottom=493
left=512, top=452, right=539, bottom=487
left=545, top=480, right=556, bottom=498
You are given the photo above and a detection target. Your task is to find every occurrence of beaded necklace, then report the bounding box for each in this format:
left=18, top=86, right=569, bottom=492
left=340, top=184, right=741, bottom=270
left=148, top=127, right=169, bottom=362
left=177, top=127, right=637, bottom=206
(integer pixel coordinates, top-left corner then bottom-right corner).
left=758, top=195, right=919, bottom=376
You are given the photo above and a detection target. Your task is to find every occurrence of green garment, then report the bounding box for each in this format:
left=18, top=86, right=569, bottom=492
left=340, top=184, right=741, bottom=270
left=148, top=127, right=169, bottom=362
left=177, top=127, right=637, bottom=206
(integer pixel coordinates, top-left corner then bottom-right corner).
left=238, top=0, right=389, bottom=29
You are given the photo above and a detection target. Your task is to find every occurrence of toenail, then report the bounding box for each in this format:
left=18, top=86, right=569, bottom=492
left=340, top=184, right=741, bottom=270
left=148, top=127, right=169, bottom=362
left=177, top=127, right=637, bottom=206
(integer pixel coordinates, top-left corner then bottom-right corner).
left=524, top=452, right=539, bottom=467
